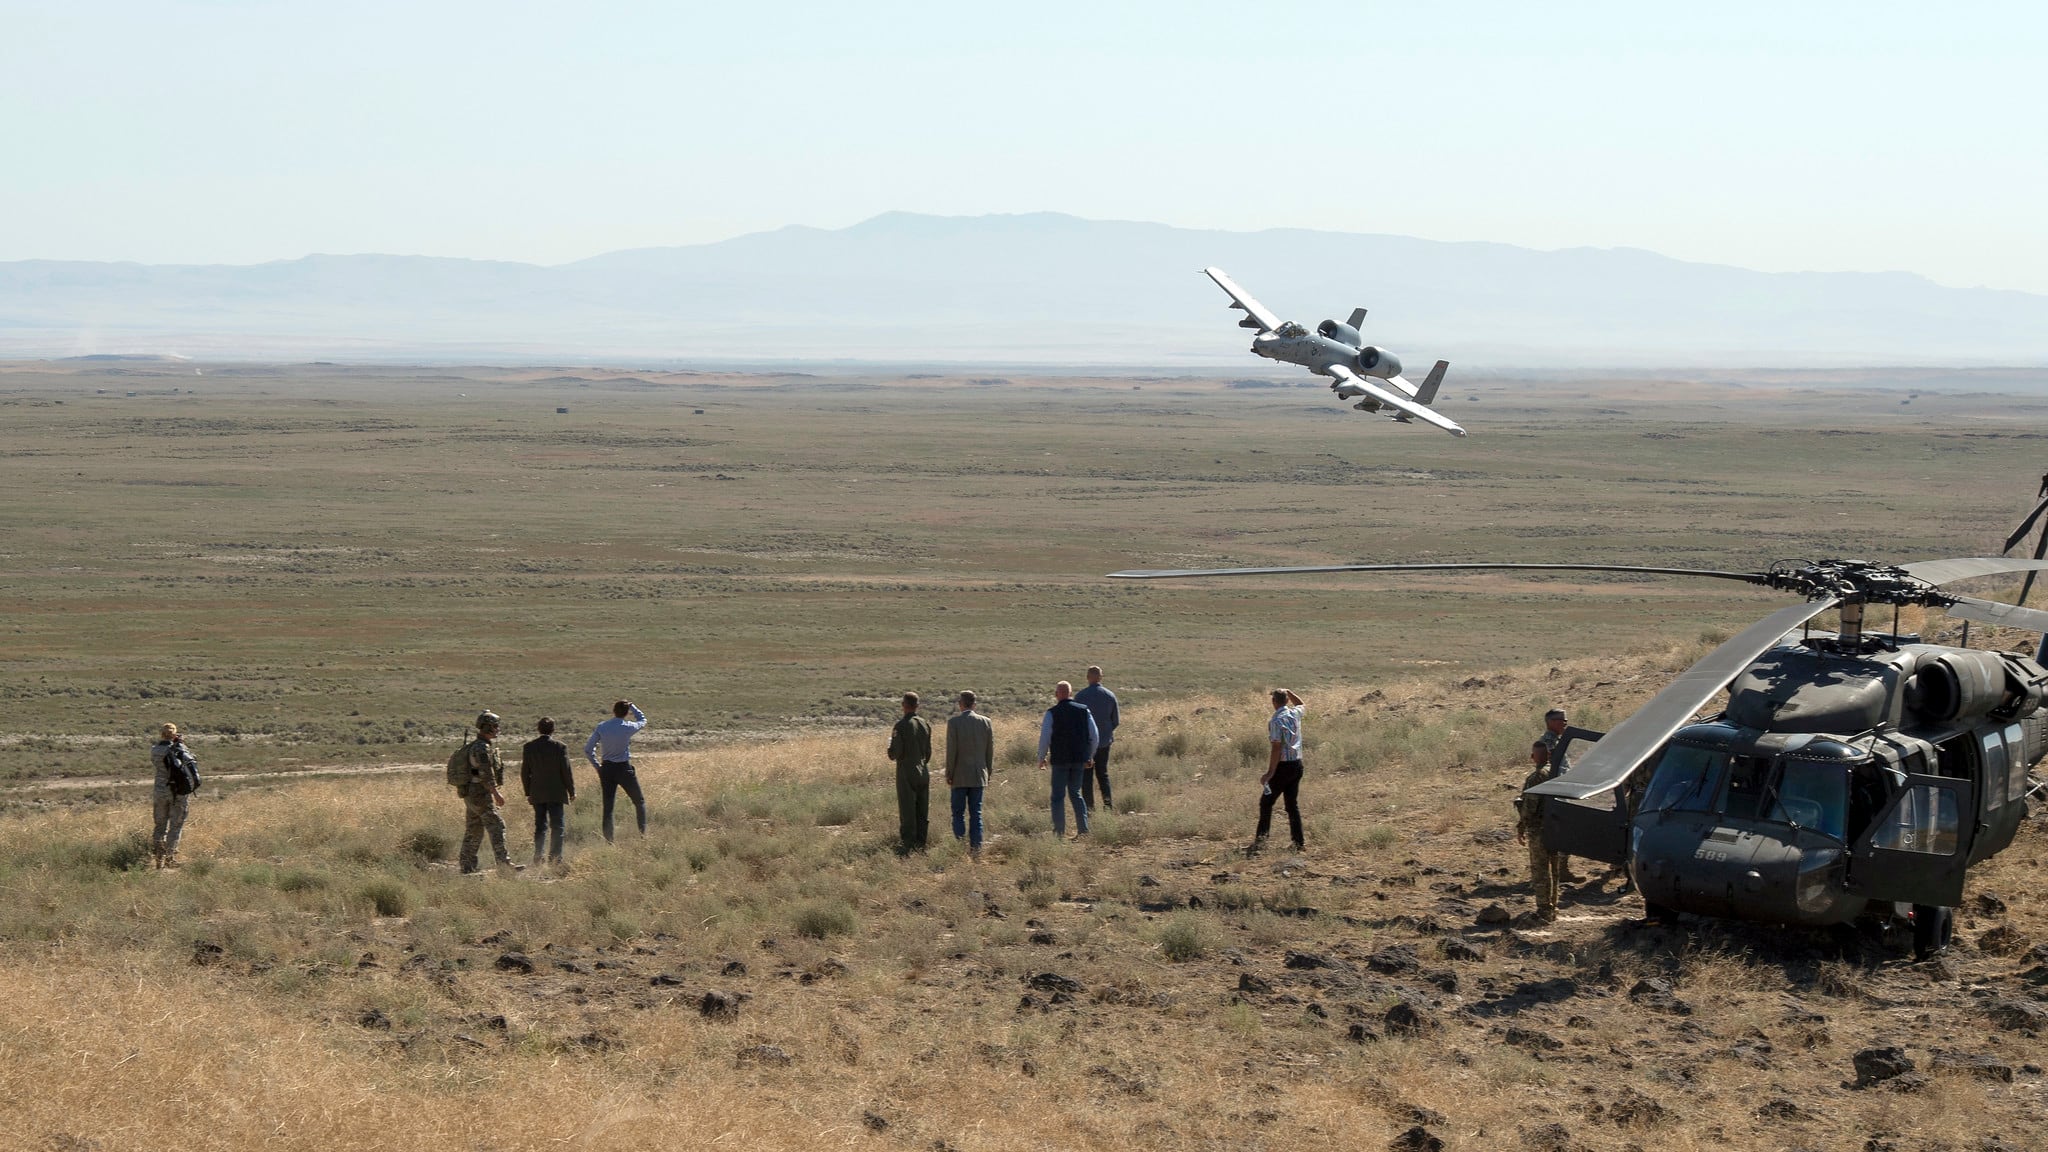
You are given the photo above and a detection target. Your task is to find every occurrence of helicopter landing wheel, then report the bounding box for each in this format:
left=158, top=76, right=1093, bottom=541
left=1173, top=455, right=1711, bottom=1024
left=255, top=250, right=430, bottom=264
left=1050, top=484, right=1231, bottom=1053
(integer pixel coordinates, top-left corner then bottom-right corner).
left=1911, top=904, right=1954, bottom=960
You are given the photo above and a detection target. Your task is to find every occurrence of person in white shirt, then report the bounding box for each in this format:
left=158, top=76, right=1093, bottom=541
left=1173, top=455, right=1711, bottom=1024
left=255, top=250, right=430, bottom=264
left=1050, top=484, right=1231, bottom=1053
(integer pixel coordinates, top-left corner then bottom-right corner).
left=584, top=699, right=648, bottom=842
left=1252, top=689, right=1306, bottom=854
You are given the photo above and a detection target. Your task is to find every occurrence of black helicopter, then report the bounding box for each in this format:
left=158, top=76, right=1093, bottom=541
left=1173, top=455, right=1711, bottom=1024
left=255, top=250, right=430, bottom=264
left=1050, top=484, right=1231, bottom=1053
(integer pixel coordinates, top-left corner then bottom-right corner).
left=1111, top=545, right=2048, bottom=958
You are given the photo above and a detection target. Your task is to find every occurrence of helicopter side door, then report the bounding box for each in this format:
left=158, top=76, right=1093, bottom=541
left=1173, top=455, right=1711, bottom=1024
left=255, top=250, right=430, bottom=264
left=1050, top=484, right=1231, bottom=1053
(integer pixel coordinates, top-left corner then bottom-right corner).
left=1845, top=773, right=1978, bottom=908
left=1538, top=726, right=1628, bottom=864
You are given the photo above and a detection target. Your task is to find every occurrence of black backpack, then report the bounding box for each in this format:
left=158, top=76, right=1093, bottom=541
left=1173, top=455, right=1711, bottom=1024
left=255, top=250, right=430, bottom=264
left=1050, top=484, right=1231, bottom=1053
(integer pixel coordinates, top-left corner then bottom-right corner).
left=164, top=744, right=201, bottom=796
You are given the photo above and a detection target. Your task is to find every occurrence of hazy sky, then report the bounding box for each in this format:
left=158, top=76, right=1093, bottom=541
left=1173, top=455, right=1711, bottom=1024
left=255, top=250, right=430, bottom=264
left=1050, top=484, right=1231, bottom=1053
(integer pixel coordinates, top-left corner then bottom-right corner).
left=6, top=2, right=2045, bottom=291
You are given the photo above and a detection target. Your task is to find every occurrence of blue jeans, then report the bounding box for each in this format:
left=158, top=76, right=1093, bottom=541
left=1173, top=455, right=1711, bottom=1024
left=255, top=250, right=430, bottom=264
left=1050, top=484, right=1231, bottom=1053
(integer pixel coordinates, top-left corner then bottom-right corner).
left=598, top=760, right=646, bottom=842
left=1049, top=762, right=1090, bottom=836
left=531, top=801, right=566, bottom=863
left=950, top=786, right=985, bottom=851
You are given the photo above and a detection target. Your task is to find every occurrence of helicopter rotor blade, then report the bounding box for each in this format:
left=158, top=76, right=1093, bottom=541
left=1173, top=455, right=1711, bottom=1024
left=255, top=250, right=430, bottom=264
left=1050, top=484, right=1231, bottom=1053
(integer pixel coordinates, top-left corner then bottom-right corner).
left=1525, top=598, right=1839, bottom=801
left=2001, top=494, right=2048, bottom=554
left=1942, top=595, right=2048, bottom=635
left=1107, top=562, right=1771, bottom=583
left=1899, top=557, right=2048, bottom=586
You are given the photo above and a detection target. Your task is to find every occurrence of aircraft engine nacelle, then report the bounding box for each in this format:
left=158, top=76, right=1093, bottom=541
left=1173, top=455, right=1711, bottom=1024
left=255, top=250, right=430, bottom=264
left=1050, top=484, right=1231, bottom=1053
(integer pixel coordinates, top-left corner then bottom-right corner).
left=1356, top=347, right=1402, bottom=379
left=1317, top=319, right=1362, bottom=347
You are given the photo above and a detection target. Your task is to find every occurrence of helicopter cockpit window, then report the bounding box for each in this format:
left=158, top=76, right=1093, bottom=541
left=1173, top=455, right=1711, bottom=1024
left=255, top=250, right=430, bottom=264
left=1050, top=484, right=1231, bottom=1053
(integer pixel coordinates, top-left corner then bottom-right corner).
left=1641, top=745, right=1724, bottom=814
left=1768, top=760, right=1849, bottom=840
left=1715, top=755, right=1775, bottom=819
left=1868, top=784, right=1961, bottom=856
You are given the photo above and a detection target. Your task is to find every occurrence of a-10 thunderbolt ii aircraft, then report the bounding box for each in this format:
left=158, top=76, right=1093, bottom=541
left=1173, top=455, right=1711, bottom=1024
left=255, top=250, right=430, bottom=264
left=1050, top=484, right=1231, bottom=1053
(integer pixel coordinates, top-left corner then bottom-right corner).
left=1202, top=267, right=1465, bottom=437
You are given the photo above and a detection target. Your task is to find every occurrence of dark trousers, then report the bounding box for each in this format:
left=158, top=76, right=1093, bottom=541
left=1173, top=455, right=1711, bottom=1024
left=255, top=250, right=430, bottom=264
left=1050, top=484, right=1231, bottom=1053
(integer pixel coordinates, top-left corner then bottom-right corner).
left=896, top=762, right=930, bottom=852
left=598, top=760, right=646, bottom=842
left=1257, top=760, right=1305, bottom=848
left=531, top=802, right=566, bottom=864
left=1082, top=744, right=1114, bottom=811
left=950, top=786, right=985, bottom=851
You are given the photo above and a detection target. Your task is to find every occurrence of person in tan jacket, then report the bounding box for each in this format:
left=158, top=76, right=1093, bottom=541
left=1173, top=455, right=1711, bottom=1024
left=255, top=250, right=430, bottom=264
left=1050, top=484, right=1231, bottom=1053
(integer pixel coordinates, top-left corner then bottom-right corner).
left=944, top=691, right=995, bottom=858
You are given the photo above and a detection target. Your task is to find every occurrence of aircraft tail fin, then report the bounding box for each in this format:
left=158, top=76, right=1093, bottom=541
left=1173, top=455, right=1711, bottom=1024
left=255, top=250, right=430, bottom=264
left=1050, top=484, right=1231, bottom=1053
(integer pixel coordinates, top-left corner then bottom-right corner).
left=1414, top=360, right=1449, bottom=405
left=1347, top=307, right=1368, bottom=330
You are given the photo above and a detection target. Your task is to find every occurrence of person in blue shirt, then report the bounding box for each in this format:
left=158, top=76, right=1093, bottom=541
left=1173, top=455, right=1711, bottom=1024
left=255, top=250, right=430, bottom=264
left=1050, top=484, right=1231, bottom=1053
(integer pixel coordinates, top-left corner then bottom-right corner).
left=1073, top=665, right=1120, bottom=813
left=584, top=699, right=649, bottom=842
left=1037, top=681, right=1100, bottom=838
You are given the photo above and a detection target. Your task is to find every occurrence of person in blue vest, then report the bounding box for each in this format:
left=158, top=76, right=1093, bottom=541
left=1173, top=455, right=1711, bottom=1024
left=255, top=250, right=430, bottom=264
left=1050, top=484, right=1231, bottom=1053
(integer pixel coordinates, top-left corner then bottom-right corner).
left=1037, top=681, right=1100, bottom=838
left=1073, top=665, right=1120, bottom=813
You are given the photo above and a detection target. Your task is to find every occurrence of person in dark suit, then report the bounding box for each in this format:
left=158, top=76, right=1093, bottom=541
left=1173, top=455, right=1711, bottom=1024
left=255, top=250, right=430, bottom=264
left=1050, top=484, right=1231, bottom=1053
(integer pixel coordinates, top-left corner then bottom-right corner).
left=522, top=717, right=577, bottom=867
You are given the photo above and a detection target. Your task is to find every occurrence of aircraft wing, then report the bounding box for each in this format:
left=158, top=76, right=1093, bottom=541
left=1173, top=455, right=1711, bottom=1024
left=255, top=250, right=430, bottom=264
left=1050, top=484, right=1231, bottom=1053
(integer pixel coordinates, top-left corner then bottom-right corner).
left=1203, top=267, right=1282, bottom=333
left=1328, top=364, right=1467, bottom=437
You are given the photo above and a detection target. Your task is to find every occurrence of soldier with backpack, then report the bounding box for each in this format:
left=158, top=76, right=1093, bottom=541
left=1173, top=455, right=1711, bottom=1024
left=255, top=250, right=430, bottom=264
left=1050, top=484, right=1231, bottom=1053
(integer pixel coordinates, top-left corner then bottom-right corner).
left=149, top=722, right=201, bottom=869
left=448, top=711, right=523, bottom=875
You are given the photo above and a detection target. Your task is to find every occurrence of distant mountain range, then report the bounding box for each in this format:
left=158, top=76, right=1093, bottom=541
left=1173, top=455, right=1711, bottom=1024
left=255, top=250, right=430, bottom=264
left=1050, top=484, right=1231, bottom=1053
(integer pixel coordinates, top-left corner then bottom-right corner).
left=6, top=212, right=2048, bottom=367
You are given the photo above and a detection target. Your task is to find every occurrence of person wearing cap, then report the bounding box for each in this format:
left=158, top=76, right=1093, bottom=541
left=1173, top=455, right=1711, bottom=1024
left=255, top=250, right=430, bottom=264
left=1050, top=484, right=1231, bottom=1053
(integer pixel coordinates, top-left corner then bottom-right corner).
left=457, top=711, right=522, bottom=875
left=148, top=722, right=196, bottom=868
left=1538, top=708, right=1583, bottom=883
left=521, top=717, right=576, bottom=868
left=585, top=699, right=649, bottom=842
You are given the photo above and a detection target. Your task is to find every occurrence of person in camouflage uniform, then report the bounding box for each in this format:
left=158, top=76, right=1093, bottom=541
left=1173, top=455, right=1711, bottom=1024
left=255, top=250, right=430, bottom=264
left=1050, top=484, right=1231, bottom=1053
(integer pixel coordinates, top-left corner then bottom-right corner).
left=1516, top=739, right=1563, bottom=922
left=1538, top=707, right=1584, bottom=883
left=456, top=711, right=522, bottom=875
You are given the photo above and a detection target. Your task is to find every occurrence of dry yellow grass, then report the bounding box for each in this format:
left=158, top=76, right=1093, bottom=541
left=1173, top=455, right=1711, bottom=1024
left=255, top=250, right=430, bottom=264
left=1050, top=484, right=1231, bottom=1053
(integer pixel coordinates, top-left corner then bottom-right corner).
left=4, top=645, right=2045, bottom=1151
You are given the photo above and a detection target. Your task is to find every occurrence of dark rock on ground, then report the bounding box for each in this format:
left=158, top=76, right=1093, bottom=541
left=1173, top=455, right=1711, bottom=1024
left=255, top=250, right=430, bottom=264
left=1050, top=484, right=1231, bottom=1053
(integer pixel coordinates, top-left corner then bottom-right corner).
left=1347, top=1022, right=1382, bottom=1043
left=1029, top=931, right=1058, bottom=946
left=721, top=959, right=748, bottom=977
left=1983, top=998, right=2048, bottom=1031
left=1590, top=1087, right=1667, bottom=1128
left=1425, top=969, right=1459, bottom=993
left=1284, top=950, right=1343, bottom=971
left=861, top=1111, right=889, bottom=1132
left=1974, top=892, right=2008, bottom=916
left=1755, top=1096, right=1807, bottom=1121
left=1368, top=945, right=1422, bottom=974
left=1440, top=938, right=1486, bottom=962
left=1476, top=903, right=1512, bottom=925
left=1389, top=1124, right=1443, bottom=1151
left=494, top=952, right=535, bottom=974
left=192, top=941, right=226, bottom=966
left=1028, top=972, right=1084, bottom=993
left=700, top=990, right=743, bottom=1021
left=1238, top=973, right=1273, bottom=995
left=1977, top=924, right=2031, bottom=956
left=650, top=972, right=684, bottom=986
left=1504, top=1026, right=1563, bottom=1051
left=1929, top=1051, right=2015, bottom=1083
left=1521, top=1122, right=1586, bottom=1152
left=357, top=1008, right=391, bottom=1030
left=736, top=1044, right=791, bottom=1067
left=1852, top=1046, right=1914, bottom=1087
left=1627, top=977, right=1692, bottom=1015
left=1385, top=1000, right=1440, bottom=1036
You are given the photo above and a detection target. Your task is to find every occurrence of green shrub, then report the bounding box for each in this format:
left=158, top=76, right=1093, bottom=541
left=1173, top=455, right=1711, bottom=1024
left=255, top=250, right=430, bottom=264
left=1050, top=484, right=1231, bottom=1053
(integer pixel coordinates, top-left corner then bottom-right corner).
left=1233, top=732, right=1267, bottom=767
left=358, top=878, right=414, bottom=917
left=1155, top=729, right=1192, bottom=758
left=1212, top=884, right=1258, bottom=912
left=1114, top=790, right=1149, bottom=815
left=1002, top=737, right=1038, bottom=767
left=812, top=792, right=864, bottom=827
left=102, top=831, right=154, bottom=872
left=1158, top=914, right=1207, bottom=962
left=400, top=828, right=451, bottom=862
left=276, top=867, right=328, bottom=893
left=1359, top=825, right=1399, bottom=851
left=793, top=898, right=857, bottom=939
